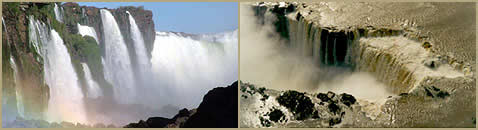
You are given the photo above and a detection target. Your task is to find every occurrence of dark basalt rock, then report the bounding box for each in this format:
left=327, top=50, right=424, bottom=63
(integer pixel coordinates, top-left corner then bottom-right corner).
left=424, top=86, right=450, bottom=99
left=317, top=93, right=330, bottom=102
left=340, top=93, right=356, bottom=107
left=328, top=103, right=340, bottom=115
left=329, top=118, right=342, bottom=126
left=276, top=90, right=314, bottom=120
left=260, top=117, right=271, bottom=127
left=268, top=108, right=285, bottom=122
left=182, top=81, right=238, bottom=128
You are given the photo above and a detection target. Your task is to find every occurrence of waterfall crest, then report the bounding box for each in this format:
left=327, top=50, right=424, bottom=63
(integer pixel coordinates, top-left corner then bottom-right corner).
left=100, top=9, right=136, bottom=104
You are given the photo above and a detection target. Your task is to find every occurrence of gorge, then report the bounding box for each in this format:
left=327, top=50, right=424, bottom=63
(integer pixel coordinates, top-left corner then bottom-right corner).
left=240, top=2, right=475, bottom=128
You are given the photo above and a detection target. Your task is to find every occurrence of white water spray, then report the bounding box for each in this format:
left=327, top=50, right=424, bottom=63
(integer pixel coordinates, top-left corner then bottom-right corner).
left=100, top=9, right=136, bottom=104
left=81, top=63, right=103, bottom=99
left=150, top=31, right=238, bottom=109
left=41, top=28, right=87, bottom=123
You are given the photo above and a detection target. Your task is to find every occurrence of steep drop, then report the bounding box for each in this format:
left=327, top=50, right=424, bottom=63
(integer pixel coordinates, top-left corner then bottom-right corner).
left=100, top=9, right=136, bottom=104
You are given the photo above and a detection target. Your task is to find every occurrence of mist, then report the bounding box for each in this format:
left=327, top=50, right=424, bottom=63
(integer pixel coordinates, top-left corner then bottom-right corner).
left=239, top=4, right=393, bottom=101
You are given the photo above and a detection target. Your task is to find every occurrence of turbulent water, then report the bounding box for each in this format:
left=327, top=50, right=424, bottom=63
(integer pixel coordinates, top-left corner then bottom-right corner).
left=100, top=9, right=137, bottom=104
left=81, top=63, right=103, bottom=99
left=77, top=23, right=99, bottom=44
left=150, top=31, right=238, bottom=110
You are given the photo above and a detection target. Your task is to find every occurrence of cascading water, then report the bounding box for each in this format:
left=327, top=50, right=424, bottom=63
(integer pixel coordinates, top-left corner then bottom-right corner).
left=10, top=57, right=24, bottom=118
left=77, top=23, right=99, bottom=44
left=100, top=9, right=136, bottom=104
left=28, top=16, right=46, bottom=59
left=150, top=31, right=238, bottom=109
left=37, top=23, right=87, bottom=124
left=54, top=4, right=63, bottom=23
left=126, top=11, right=152, bottom=86
left=2, top=17, right=7, bottom=34
left=81, top=63, right=103, bottom=99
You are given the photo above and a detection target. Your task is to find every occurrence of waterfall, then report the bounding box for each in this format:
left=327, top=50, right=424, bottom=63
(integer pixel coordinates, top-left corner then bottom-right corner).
left=348, top=36, right=464, bottom=94
left=81, top=63, right=103, bottom=99
left=54, top=4, right=63, bottom=23
left=126, top=11, right=151, bottom=82
left=77, top=23, right=99, bottom=44
left=38, top=24, right=87, bottom=123
left=10, top=57, right=24, bottom=118
left=2, top=17, right=7, bottom=34
left=28, top=16, right=47, bottom=59
left=150, top=31, right=238, bottom=109
left=100, top=9, right=136, bottom=104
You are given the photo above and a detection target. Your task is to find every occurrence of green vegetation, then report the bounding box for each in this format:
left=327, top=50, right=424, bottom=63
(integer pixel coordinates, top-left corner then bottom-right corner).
left=4, top=2, right=20, bottom=15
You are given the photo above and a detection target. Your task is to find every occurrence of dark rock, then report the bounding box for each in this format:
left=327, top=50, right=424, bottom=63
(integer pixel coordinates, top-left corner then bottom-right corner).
left=268, top=109, right=285, bottom=122
left=329, top=118, right=342, bottom=126
left=328, top=103, right=340, bottom=115
left=436, top=91, right=450, bottom=98
left=340, top=93, right=356, bottom=107
left=276, top=90, right=314, bottom=120
left=424, top=86, right=450, bottom=99
left=312, top=111, right=321, bottom=119
left=146, top=117, right=173, bottom=128
left=317, top=93, right=330, bottom=102
left=260, top=117, right=271, bottom=127
left=182, top=81, right=238, bottom=128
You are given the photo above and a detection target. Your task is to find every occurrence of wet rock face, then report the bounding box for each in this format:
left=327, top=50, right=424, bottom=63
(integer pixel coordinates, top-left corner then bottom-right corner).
left=340, top=93, right=356, bottom=107
left=276, top=90, right=314, bottom=120
left=268, top=109, right=285, bottom=122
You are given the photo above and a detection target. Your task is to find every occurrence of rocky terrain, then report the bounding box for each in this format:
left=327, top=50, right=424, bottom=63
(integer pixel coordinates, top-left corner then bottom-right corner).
left=241, top=2, right=475, bottom=128
left=124, top=81, right=238, bottom=128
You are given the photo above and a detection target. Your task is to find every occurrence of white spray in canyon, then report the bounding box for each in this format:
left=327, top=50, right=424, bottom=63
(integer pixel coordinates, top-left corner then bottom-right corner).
left=239, top=5, right=393, bottom=102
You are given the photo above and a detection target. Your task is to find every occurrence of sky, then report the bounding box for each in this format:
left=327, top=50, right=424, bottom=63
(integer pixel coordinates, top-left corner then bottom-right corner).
left=77, top=2, right=238, bottom=34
